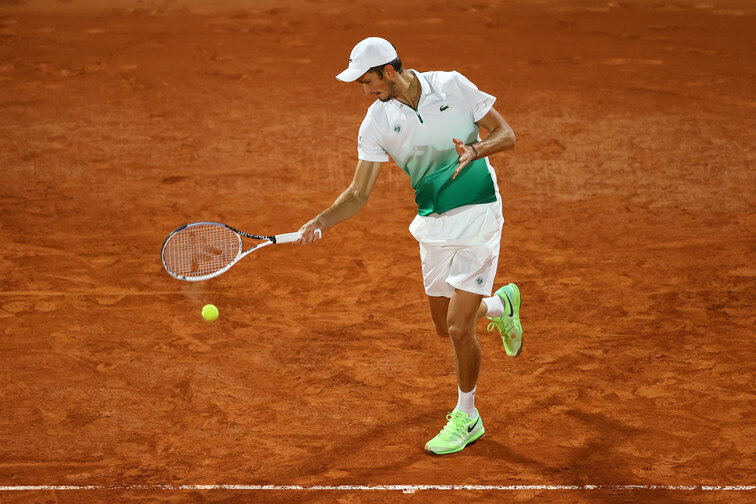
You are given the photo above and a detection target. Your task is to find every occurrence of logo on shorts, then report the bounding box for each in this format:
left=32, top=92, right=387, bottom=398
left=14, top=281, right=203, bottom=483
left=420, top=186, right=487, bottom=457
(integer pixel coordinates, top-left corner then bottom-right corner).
left=475, top=276, right=484, bottom=286
left=393, top=124, right=402, bottom=134
left=440, top=105, right=450, bottom=111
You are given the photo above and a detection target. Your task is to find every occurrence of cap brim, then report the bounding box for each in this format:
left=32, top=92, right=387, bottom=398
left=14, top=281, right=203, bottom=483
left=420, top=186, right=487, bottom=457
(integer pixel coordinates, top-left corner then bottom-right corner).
left=335, top=67, right=367, bottom=82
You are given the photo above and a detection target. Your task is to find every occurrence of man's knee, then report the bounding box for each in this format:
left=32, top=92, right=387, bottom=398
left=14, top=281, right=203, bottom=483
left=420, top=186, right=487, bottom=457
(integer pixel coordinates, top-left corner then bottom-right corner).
left=447, top=320, right=474, bottom=344
left=433, top=321, right=449, bottom=339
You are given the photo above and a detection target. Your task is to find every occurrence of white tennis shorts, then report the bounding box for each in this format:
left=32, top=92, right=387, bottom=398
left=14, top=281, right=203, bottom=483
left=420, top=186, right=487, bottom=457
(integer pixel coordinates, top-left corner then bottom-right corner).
left=409, top=201, right=504, bottom=298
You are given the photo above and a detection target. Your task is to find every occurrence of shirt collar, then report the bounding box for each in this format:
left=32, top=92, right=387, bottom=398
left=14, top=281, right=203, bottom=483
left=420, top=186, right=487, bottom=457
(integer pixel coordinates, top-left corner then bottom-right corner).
left=391, top=69, right=431, bottom=109
left=411, top=70, right=431, bottom=102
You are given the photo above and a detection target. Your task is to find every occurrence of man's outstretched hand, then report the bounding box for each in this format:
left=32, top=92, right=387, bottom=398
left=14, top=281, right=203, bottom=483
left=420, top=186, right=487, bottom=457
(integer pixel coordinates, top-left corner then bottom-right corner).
left=452, top=138, right=478, bottom=179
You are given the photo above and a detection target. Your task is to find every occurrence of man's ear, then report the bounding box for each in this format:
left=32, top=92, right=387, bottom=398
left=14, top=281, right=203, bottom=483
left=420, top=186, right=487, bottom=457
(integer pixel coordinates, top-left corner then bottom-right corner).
left=383, top=64, right=396, bottom=79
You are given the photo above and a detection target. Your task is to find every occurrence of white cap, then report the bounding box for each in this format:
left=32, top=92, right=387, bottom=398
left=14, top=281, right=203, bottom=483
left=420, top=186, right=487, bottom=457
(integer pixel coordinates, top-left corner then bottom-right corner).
left=335, top=37, right=398, bottom=82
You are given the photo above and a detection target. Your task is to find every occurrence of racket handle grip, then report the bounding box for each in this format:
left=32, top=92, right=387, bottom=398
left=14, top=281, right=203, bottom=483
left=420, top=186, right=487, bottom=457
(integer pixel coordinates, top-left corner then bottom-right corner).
left=275, top=229, right=321, bottom=244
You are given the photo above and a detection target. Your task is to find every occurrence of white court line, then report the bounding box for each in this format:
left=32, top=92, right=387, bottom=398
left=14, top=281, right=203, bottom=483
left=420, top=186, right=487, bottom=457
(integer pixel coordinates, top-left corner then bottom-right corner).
left=0, top=291, right=187, bottom=296
left=0, top=485, right=754, bottom=493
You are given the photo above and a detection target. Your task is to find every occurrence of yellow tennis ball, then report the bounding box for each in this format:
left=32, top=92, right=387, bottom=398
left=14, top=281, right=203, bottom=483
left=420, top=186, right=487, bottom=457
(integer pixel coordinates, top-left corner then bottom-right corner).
left=202, top=304, right=219, bottom=322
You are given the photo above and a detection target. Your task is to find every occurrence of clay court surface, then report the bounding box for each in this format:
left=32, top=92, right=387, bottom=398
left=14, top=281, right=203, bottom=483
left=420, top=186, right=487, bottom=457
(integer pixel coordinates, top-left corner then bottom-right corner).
left=1, top=0, right=754, bottom=502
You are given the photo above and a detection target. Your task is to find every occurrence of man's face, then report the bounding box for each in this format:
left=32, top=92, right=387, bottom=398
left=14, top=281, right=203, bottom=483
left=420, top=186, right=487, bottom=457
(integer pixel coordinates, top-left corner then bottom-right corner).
left=357, top=71, right=397, bottom=102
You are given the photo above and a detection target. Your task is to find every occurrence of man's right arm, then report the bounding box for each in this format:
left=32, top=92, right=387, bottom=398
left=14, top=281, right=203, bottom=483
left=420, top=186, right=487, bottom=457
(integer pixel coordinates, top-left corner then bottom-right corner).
left=297, top=159, right=383, bottom=244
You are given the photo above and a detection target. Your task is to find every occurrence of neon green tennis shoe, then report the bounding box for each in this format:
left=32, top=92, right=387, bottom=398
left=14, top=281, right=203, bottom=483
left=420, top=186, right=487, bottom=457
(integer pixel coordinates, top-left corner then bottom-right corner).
left=487, top=283, right=523, bottom=357
left=424, top=408, right=484, bottom=455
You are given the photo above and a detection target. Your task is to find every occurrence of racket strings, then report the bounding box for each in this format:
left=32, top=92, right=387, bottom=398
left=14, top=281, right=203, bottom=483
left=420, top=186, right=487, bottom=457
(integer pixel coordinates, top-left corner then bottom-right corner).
left=163, top=225, right=241, bottom=279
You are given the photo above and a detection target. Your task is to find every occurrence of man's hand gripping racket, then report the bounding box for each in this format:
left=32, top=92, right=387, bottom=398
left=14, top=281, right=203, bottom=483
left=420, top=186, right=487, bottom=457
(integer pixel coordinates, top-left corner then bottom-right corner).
left=161, top=221, right=321, bottom=281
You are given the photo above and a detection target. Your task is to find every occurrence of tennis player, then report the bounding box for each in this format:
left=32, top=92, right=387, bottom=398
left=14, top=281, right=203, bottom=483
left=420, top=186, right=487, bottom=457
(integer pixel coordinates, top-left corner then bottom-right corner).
left=298, top=37, right=522, bottom=455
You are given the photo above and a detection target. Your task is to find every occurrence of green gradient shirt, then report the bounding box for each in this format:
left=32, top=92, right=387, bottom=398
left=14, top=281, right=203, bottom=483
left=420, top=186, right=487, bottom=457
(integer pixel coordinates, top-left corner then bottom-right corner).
left=357, top=70, right=500, bottom=215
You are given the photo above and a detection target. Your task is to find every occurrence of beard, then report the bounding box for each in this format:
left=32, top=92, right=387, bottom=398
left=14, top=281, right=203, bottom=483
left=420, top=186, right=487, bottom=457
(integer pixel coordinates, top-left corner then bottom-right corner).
left=378, top=79, right=399, bottom=102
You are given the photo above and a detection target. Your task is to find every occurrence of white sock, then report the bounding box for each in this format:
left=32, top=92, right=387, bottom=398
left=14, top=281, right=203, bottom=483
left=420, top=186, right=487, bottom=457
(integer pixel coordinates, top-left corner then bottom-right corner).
left=456, top=386, right=477, bottom=419
left=483, top=295, right=504, bottom=318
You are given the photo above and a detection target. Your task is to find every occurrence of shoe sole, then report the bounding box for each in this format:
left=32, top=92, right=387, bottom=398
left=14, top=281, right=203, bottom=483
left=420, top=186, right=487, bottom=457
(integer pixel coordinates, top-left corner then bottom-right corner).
left=424, top=430, right=485, bottom=455
left=505, top=284, right=523, bottom=357
left=515, top=287, right=523, bottom=356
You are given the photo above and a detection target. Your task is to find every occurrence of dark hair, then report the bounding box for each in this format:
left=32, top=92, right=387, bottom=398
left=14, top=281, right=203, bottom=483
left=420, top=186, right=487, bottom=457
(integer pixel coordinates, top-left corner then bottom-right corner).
left=368, top=57, right=403, bottom=78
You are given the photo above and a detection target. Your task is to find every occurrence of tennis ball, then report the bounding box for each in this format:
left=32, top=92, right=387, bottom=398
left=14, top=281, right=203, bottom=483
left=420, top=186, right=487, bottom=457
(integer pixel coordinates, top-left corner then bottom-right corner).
left=202, top=304, right=219, bottom=322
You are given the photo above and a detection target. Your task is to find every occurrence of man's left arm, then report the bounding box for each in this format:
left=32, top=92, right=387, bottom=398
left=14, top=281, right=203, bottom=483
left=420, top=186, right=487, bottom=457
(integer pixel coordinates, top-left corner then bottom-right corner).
left=452, top=107, right=516, bottom=179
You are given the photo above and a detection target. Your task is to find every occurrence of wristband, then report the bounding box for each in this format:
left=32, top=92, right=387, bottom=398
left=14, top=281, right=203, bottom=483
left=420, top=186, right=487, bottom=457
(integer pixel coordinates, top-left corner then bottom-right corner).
left=469, top=143, right=479, bottom=159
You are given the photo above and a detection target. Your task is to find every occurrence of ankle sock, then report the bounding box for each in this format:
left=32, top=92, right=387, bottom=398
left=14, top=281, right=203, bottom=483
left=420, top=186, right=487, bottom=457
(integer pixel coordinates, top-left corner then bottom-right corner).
left=483, top=296, right=504, bottom=318
left=456, top=386, right=477, bottom=419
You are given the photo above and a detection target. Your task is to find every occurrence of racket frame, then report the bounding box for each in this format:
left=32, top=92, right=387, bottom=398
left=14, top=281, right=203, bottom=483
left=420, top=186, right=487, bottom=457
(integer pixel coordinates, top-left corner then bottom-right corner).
left=161, top=221, right=307, bottom=281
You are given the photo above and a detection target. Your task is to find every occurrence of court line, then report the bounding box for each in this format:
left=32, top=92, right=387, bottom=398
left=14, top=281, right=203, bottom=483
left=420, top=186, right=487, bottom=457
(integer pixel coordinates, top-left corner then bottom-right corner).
left=0, top=484, right=754, bottom=493
left=0, top=291, right=187, bottom=296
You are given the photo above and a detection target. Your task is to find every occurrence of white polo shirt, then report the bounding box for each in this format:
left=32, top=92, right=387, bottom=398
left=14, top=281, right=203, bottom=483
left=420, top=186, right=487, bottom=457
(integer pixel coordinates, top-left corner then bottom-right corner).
left=357, top=70, right=499, bottom=216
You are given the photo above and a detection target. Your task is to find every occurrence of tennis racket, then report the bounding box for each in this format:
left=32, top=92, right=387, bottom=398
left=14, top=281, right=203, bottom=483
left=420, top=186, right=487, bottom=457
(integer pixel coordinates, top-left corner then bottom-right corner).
left=161, top=221, right=320, bottom=281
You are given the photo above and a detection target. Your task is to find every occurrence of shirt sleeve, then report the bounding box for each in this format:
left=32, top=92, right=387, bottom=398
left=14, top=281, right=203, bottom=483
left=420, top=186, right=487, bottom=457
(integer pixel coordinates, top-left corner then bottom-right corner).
left=357, top=115, right=389, bottom=163
left=452, top=71, right=496, bottom=123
